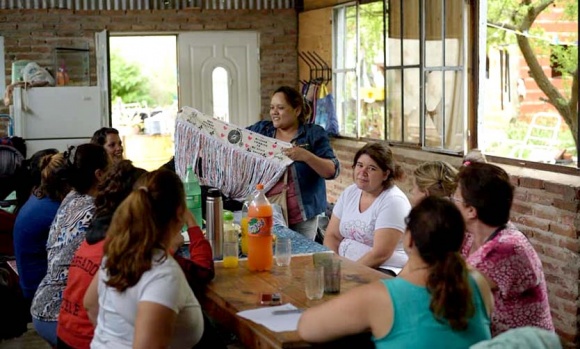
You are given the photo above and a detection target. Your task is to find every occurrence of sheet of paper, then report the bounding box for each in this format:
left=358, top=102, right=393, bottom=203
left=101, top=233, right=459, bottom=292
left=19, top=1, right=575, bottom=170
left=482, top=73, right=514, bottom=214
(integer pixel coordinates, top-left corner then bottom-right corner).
left=237, top=303, right=301, bottom=332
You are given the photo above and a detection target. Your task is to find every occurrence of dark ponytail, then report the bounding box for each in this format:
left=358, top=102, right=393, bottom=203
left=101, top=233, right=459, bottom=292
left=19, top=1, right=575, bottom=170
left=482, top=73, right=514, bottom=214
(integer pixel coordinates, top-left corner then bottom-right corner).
left=68, top=144, right=109, bottom=195
left=407, top=196, right=473, bottom=331
left=426, top=252, right=474, bottom=330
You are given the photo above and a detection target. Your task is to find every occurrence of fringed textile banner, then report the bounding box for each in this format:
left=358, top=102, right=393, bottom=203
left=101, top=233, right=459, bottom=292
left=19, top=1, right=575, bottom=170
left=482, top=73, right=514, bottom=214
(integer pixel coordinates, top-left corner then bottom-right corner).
left=175, top=107, right=293, bottom=201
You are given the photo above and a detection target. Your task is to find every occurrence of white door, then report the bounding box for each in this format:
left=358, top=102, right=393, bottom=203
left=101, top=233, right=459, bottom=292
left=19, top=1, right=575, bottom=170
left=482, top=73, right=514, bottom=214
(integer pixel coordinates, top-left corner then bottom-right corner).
left=178, top=31, right=261, bottom=127
left=95, top=30, right=111, bottom=127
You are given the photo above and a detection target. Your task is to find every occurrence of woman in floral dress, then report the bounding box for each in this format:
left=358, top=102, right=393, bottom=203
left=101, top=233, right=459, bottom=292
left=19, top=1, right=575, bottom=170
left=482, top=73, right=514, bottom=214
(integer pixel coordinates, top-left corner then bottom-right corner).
left=452, top=162, right=554, bottom=336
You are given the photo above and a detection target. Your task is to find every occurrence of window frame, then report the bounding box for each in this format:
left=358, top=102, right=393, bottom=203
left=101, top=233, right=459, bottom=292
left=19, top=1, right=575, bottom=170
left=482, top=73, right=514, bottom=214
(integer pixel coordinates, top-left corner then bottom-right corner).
left=332, top=2, right=360, bottom=138
left=475, top=0, right=579, bottom=172
left=332, top=0, right=471, bottom=155
left=0, top=36, right=5, bottom=101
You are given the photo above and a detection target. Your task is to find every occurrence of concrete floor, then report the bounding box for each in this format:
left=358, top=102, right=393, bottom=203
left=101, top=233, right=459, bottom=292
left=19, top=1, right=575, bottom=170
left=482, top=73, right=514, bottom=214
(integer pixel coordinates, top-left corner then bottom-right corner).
left=0, top=324, right=246, bottom=349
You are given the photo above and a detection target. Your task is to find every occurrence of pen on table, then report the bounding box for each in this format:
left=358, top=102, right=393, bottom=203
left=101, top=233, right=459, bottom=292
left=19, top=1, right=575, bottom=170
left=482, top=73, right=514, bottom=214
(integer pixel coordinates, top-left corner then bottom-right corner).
left=272, top=309, right=304, bottom=315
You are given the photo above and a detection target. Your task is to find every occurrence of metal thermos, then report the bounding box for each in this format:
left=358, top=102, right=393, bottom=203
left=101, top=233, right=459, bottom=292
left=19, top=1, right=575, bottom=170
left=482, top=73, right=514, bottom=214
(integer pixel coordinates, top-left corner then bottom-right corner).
left=205, top=188, right=224, bottom=259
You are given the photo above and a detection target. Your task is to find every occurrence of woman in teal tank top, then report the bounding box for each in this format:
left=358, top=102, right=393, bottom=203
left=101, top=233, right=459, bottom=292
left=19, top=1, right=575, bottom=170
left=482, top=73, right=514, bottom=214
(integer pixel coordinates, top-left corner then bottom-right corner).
left=298, top=197, right=493, bottom=348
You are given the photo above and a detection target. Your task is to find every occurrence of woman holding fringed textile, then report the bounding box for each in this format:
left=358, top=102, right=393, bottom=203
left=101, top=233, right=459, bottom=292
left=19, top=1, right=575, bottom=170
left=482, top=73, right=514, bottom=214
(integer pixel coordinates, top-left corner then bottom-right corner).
left=247, top=86, right=340, bottom=240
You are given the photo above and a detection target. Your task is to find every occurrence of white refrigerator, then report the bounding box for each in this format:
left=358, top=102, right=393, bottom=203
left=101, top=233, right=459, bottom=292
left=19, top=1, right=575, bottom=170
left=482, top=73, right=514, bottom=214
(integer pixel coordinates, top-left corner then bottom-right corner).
left=12, top=86, right=109, bottom=155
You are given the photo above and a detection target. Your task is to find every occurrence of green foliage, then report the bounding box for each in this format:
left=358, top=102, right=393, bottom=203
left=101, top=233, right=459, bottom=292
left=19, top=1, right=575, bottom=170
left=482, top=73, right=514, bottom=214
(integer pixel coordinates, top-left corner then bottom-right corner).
left=342, top=2, right=384, bottom=138
left=563, top=0, right=578, bottom=19
left=359, top=2, right=384, bottom=66
left=110, top=50, right=154, bottom=106
left=487, top=0, right=578, bottom=80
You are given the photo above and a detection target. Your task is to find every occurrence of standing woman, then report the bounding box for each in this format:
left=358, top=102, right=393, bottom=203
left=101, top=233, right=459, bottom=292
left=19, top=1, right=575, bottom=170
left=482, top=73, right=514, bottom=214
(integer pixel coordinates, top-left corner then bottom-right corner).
left=13, top=151, right=71, bottom=310
left=247, top=86, right=339, bottom=239
left=31, top=144, right=109, bottom=347
left=299, top=197, right=493, bottom=348
left=453, top=163, right=553, bottom=335
left=324, top=143, right=411, bottom=274
left=84, top=169, right=204, bottom=348
left=91, top=127, right=123, bottom=163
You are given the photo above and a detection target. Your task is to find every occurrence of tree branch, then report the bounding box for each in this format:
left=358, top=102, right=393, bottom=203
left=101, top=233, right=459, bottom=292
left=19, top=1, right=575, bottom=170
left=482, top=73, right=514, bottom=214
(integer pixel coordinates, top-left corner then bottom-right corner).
left=520, top=0, right=555, bottom=31
left=516, top=0, right=566, bottom=112
left=517, top=0, right=577, bottom=146
left=569, top=68, right=578, bottom=115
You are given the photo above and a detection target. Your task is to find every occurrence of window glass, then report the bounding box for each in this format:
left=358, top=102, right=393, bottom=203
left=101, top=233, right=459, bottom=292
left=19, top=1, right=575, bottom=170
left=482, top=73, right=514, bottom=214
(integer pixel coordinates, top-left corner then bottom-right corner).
left=212, top=66, right=229, bottom=123
left=333, top=0, right=468, bottom=153
left=479, top=0, right=578, bottom=167
left=359, top=1, right=385, bottom=139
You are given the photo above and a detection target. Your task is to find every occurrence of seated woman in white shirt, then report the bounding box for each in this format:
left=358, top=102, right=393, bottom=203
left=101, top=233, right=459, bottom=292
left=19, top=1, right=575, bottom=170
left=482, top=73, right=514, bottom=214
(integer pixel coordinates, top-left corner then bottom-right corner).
left=324, top=142, right=411, bottom=275
left=83, top=169, right=203, bottom=349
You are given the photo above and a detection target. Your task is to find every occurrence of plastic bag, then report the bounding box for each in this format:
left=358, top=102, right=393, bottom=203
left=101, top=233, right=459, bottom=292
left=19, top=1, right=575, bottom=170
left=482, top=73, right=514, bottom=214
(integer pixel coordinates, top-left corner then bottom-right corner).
left=21, top=62, right=55, bottom=86
left=315, top=84, right=339, bottom=136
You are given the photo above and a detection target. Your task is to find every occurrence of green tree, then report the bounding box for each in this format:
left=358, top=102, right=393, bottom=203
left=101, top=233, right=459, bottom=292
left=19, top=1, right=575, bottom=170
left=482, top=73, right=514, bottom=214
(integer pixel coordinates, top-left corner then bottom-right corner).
left=488, top=0, right=578, bottom=147
left=110, top=50, right=154, bottom=106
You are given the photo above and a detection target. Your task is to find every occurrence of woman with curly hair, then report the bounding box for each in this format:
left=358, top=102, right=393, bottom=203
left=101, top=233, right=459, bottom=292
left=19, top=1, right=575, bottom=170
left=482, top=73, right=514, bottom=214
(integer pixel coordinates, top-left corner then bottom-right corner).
left=84, top=170, right=204, bottom=348
left=299, top=197, right=493, bottom=348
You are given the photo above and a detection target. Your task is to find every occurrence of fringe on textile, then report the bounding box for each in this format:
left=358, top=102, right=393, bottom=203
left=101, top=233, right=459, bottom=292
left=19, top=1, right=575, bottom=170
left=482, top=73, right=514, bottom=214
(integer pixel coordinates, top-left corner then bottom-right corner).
left=175, top=119, right=287, bottom=201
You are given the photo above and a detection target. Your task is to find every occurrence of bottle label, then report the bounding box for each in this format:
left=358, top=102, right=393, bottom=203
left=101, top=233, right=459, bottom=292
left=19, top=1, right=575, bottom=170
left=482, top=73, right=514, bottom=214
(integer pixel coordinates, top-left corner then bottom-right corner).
left=248, top=216, right=272, bottom=237
left=186, top=194, right=201, bottom=209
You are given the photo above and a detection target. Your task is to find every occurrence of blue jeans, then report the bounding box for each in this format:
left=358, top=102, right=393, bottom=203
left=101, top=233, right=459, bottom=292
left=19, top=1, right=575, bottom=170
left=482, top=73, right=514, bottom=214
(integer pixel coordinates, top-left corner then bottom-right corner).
left=290, top=216, right=318, bottom=240
left=33, top=317, right=57, bottom=347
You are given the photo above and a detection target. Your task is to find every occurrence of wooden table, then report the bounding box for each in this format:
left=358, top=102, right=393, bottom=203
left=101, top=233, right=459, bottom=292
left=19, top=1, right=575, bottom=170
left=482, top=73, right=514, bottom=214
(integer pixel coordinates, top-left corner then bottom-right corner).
left=200, top=254, right=390, bottom=349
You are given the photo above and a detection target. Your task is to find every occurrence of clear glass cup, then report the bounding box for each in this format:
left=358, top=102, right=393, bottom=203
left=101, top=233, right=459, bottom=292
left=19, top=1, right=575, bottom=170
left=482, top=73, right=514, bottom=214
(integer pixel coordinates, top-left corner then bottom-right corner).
left=222, top=241, right=239, bottom=268
left=304, top=266, right=324, bottom=300
left=275, top=237, right=292, bottom=267
left=323, top=259, right=341, bottom=294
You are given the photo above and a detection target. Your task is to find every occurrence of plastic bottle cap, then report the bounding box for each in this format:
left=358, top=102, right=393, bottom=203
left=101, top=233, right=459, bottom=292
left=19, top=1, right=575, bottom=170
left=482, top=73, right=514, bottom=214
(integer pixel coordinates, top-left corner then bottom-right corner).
left=223, top=210, right=234, bottom=221
left=207, top=188, right=222, bottom=197
left=256, top=184, right=264, bottom=190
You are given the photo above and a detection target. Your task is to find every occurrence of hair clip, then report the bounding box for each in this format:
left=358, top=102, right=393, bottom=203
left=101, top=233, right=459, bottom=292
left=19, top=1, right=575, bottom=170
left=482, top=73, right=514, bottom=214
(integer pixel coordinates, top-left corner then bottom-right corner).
left=138, top=186, right=148, bottom=193
left=63, top=145, right=75, bottom=165
left=463, top=160, right=471, bottom=166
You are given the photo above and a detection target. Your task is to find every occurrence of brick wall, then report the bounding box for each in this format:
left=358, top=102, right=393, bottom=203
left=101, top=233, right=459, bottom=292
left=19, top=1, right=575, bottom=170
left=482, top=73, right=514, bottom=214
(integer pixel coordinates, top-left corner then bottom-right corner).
left=0, top=8, right=297, bottom=117
left=329, top=138, right=580, bottom=348
left=517, top=6, right=577, bottom=118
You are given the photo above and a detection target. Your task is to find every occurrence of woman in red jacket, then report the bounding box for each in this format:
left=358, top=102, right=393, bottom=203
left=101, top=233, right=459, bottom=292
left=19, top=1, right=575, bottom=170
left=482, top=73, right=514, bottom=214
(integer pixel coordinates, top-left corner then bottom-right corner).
left=56, top=160, right=214, bottom=349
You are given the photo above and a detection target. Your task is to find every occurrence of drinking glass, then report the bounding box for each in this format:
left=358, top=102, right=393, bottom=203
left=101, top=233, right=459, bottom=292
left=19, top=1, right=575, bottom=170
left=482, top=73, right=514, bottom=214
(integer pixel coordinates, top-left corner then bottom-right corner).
left=275, top=237, right=292, bottom=267
left=313, top=251, right=333, bottom=268
left=304, top=267, right=324, bottom=300
left=323, top=259, right=341, bottom=294
left=222, top=241, right=239, bottom=268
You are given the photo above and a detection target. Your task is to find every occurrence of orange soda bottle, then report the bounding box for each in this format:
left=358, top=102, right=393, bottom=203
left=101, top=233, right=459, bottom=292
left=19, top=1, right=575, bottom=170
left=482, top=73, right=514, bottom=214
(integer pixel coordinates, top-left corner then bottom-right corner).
left=247, top=184, right=273, bottom=271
